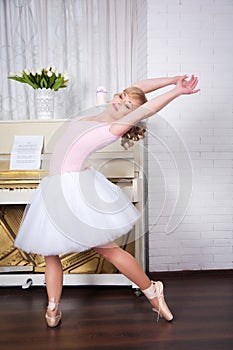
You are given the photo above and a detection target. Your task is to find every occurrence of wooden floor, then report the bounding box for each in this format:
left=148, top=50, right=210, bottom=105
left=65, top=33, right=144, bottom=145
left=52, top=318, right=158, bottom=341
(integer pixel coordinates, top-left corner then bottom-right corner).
left=0, top=271, right=232, bottom=350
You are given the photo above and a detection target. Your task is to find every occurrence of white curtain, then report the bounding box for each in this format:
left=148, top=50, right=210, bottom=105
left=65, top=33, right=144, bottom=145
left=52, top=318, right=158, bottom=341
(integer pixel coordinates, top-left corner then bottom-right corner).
left=0, top=0, right=139, bottom=120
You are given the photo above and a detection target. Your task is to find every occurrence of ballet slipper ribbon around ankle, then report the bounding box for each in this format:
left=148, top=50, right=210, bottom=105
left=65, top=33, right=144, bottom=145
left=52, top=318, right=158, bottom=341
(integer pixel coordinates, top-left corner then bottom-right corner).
left=48, top=297, right=58, bottom=311
left=142, top=281, right=162, bottom=322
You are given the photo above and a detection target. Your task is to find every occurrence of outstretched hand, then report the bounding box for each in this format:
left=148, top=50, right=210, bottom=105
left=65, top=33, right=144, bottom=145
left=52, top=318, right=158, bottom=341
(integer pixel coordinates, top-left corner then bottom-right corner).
left=176, top=74, right=200, bottom=95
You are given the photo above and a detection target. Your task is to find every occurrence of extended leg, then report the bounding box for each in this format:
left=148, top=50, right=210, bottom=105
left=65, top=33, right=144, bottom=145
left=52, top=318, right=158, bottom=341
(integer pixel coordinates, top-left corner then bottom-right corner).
left=94, top=243, right=151, bottom=290
left=94, top=244, right=173, bottom=321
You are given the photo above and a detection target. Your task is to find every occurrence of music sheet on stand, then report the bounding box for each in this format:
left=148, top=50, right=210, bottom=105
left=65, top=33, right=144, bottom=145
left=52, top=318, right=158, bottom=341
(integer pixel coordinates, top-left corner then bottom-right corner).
left=10, top=135, right=44, bottom=170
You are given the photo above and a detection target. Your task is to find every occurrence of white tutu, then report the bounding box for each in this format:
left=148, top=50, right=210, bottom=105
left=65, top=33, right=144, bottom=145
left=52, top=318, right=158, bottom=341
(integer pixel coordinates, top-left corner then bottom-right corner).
left=14, top=167, right=140, bottom=255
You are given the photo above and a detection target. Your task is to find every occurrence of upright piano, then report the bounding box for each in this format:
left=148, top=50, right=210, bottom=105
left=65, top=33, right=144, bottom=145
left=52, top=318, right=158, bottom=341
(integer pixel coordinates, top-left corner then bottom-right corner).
left=0, top=120, right=147, bottom=288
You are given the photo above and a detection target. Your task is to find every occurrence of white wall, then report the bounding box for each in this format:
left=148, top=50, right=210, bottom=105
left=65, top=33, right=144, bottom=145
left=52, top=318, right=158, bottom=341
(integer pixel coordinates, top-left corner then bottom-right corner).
left=146, top=0, right=233, bottom=271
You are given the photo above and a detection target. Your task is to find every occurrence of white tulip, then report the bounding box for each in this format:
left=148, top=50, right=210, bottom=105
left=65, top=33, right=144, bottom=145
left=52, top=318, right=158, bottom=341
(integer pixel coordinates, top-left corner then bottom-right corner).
left=62, top=71, right=69, bottom=80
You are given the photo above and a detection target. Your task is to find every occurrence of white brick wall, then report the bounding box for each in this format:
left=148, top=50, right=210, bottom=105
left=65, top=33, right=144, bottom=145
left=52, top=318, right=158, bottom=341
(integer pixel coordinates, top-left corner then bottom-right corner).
left=146, top=0, right=233, bottom=271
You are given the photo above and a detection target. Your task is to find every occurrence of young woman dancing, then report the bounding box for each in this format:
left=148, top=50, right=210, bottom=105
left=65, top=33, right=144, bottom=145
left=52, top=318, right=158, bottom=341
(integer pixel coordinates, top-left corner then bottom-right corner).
left=15, top=74, right=199, bottom=327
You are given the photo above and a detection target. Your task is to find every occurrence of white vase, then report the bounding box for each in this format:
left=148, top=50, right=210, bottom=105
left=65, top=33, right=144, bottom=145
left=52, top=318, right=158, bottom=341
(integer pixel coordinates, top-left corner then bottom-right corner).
left=35, top=88, right=55, bottom=119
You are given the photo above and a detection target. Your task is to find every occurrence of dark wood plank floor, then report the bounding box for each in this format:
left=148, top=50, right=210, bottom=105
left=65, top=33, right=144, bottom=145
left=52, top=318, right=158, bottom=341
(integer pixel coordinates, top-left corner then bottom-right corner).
left=0, top=271, right=232, bottom=350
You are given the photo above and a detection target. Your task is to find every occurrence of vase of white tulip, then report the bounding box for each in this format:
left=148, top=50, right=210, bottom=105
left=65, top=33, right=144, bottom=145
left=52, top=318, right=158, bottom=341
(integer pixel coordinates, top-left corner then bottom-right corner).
left=8, top=66, right=69, bottom=119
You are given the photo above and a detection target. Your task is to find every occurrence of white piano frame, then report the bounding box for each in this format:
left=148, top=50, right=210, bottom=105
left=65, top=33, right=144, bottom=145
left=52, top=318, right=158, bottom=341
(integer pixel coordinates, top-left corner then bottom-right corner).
left=0, top=120, right=148, bottom=288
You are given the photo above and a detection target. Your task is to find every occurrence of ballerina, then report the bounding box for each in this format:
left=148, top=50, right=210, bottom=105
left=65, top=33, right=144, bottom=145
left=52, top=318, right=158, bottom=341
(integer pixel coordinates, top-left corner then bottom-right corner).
left=14, top=74, right=200, bottom=327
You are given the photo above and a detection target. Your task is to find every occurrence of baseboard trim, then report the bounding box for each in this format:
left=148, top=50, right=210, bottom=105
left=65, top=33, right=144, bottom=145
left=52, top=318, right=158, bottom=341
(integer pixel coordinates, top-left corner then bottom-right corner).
left=148, top=269, right=233, bottom=280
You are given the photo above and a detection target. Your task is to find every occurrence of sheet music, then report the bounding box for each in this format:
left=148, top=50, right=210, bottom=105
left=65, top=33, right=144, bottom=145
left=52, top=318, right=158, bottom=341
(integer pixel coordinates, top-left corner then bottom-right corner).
left=10, top=135, right=44, bottom=170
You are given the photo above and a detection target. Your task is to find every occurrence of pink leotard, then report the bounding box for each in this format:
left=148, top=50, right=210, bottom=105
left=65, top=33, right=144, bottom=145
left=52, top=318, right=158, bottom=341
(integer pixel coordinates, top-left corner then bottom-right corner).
left=49, top=120, right=119, bottom=175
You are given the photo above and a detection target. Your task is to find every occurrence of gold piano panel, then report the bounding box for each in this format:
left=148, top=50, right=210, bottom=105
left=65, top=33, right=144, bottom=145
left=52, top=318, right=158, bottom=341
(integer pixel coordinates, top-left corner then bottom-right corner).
left=0, top=204, right=135, bottom=275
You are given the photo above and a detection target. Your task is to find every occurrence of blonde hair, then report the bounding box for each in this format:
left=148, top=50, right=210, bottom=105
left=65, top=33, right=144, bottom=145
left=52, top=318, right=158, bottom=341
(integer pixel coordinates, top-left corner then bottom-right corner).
left=120, top=86, right=147, bottom=149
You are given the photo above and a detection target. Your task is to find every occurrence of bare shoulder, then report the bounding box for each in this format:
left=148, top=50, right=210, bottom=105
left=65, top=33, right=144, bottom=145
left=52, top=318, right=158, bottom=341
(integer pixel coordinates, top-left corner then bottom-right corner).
left=109, top=121, right=133, bottom=136
left=109, top=107, right=151, bottom=136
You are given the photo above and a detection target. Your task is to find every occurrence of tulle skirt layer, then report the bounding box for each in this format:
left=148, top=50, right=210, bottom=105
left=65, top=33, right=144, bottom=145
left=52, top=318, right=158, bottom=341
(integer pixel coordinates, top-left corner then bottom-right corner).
left=14, top=168, right=140, bottom=255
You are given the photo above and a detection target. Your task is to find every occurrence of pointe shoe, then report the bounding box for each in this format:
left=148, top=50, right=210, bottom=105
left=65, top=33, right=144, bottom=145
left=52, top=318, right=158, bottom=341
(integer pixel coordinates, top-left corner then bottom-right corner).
left=45, top=298, right=62, bottom=328
left=142, top=280, right=173, bottom=322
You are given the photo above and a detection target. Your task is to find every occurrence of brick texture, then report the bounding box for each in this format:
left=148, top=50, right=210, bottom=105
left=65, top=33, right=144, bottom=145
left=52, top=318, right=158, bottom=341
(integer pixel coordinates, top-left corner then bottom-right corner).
left=146, top=0, right=233, bottom=271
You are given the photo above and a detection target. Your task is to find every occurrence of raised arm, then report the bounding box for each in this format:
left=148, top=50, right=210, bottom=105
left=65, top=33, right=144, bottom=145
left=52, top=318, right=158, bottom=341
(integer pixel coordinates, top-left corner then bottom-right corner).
left=133, top=76, right=182, bottom=94
left=110, top=75, right=200, bottom=136
left=144, top=74, right=199, bottom=113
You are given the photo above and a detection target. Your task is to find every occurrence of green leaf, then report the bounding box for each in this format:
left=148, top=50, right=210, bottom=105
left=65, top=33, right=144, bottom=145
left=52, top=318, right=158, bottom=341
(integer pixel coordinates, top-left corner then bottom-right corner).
left=8, top=75, right=38, bottom=89
left=48, top=73, right=56, bottom=88
left=22, top=72, right=33, bottom=83
left=35, top=74, right=41, bottom=85
left=52, top=77, right=64, bottom=91
left=22, top=72, right=39, bottom=88
left=40, top=77, right=48, bottom=88
left=8, top=76, right=25, bottom=83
